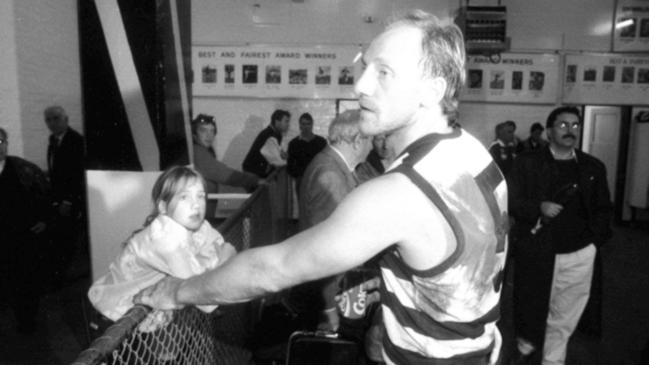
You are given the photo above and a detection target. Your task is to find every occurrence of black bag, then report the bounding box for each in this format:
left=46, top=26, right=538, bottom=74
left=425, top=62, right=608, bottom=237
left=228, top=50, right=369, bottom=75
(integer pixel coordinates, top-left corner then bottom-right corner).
left=286, top=331, right=360, bottom=365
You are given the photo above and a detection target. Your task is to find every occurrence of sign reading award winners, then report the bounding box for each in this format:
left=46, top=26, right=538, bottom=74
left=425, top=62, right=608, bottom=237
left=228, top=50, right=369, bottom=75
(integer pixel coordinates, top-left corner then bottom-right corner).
left=563, top=53, right=649, bottom=105
left=460, top=53, right=560, bottom=104
left=613, top=0, right=649, bottom=52
left=193, top=46, right=362, bottom=99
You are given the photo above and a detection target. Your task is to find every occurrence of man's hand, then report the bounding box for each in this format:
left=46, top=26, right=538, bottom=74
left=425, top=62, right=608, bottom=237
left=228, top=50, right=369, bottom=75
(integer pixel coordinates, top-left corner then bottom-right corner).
left=540, top=201, right=563, bottom=218
left=317, top=307, right=340, bottom=332
left=133, top=276, right=185, bottom=310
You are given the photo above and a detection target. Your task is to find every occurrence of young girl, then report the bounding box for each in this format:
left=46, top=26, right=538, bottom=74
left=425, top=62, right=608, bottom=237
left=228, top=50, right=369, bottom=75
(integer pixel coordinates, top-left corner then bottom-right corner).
left=88, top=166, right=237, bottom=328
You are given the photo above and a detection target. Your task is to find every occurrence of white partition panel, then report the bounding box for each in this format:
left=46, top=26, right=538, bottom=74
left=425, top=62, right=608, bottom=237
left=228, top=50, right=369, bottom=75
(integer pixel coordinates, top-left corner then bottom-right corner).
left=86, top=170, right=161, bottom=281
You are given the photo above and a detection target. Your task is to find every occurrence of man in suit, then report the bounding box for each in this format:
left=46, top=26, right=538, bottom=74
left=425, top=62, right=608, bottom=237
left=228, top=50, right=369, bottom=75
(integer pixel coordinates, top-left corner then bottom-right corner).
left=291, top=108, right=372, bottom=337
left=298, top=109, right=371, bottom=231
left=0, top=127, right=51, bottom=333
left=44, top=105, right=85, bottom=286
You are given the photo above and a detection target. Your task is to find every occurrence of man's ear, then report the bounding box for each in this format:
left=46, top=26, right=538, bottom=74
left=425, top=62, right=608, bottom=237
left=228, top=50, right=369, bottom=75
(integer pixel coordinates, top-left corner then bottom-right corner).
left=419, top=76, right=446, bottom=109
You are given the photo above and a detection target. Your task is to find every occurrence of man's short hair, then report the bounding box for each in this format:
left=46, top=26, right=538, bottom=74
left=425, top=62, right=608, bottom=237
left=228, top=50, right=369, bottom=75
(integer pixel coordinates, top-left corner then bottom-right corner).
left=191, top=114, right=216, bottom=135
left=387, top=10, right=466, bottom=123
left=530, top=122, right=544, bottom=133
left=494, top=122, right=507, bottom=138
left=546, top=106, right=580, bottom=128
left=328, top=109, right=362, bottom=146
left=44, top=105, right=67, bottom=118
left=299, top=113, right=313, bottom=123
left=0, top=127, right=7, bottom=140
left=504, top=120, right=517, bottom=131
left=271, top=109, right=291, bottom=126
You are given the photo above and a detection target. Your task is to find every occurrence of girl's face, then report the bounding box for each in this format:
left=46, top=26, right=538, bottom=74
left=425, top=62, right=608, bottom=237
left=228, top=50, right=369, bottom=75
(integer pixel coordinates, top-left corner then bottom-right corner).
left=162, top=178, right=206, bottom=231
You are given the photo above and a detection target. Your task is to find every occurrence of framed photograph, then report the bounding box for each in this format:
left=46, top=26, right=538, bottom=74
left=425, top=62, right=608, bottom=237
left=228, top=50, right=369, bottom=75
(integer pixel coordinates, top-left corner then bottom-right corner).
left=242, top=65, right=258, bottom=84
left=468, top=69, right=483, bottom=89
left=265, top=65, right=281, bottom=84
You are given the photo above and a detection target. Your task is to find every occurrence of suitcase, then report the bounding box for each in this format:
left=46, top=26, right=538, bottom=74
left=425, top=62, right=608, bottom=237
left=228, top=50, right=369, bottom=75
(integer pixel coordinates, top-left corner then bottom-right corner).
left=285, top=330, right=361, bottom=365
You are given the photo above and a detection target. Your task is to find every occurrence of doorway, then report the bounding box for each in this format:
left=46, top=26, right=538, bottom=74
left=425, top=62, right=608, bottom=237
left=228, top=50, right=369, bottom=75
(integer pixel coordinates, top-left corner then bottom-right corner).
left=581, top=105, right=632, bottom=221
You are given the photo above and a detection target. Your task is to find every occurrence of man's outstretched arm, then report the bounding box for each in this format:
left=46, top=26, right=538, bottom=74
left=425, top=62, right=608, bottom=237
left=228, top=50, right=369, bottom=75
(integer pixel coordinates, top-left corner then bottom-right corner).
left=135, top=174, right=415, bottom=309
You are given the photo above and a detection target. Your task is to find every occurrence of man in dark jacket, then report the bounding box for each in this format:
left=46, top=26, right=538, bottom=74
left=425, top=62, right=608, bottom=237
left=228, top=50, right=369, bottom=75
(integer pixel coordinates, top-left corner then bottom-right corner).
left=509, top=106, right=612, bottom=365
left=44, top=105, right=85, bottom=286
left=287, top=112, right=327, bottom=192
left=0, top=127, right=51, bottom=333
left=242, top=109, right=290, bottom=178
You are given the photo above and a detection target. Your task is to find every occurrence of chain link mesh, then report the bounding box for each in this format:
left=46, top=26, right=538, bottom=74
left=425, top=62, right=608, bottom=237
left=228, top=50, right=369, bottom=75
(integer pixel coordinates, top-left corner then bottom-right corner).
left=72, top=168, right=293, bottom=365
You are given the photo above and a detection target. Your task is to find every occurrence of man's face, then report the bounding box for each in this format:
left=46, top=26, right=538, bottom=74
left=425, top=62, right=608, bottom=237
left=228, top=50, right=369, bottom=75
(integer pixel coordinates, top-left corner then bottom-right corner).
left=275, top=115, right=290, bottom=133
left=299, top=118, right=313, bottom=136
left=0, top=133, right=7, bottom=162
left=499, top=125, right=515, bottom=144
left=547, top=112, right=580, bottom=149
left=44, top=110, right=69, bottom=135
left=531, top=129, right=543, bottom=142
left=355, top=24, right=427, bottom=136
left=194, top=123, right=216, bottom=148
left=372, top=135, right=389, bottom=159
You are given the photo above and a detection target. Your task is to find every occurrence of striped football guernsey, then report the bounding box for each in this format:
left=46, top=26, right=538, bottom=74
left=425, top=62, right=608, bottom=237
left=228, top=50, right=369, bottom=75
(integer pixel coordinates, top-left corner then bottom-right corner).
left=379, top=129, right=508, bottom=365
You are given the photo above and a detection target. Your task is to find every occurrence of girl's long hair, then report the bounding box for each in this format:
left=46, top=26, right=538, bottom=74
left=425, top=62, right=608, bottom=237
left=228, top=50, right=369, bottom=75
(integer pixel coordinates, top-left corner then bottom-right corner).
left=143, top=165, right=207, bottom=227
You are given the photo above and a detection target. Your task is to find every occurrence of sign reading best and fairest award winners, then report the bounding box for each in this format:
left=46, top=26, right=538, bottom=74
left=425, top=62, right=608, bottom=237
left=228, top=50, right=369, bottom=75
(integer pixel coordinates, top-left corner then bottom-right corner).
left=193, top=46, right=362, bottom=99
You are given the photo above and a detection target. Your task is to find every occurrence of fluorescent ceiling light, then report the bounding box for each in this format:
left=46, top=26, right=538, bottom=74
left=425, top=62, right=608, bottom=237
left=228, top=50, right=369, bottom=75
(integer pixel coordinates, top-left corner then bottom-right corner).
left=615, top=19, right=634, bottom=29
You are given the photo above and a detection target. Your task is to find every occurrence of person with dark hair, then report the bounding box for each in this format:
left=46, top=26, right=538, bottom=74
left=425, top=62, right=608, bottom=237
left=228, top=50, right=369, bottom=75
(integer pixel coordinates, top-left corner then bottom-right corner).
left=44, top=105, right=86, bottom=287
left=286, top=112, right=327, bottom=192
left=191, top=114, right=261, bottom=221
left=242, top=109, right=291, bottom=178
left=489, top=120, right=520, bottom=178
left=137, top=10, right=508, bottom=364
left=355, top=133, right=394, bottom=182
left=509, top=106, right=612, bottom=365
left=0, top=127, right=51, bottom=333
left=522, top=122, right=549, bottom=152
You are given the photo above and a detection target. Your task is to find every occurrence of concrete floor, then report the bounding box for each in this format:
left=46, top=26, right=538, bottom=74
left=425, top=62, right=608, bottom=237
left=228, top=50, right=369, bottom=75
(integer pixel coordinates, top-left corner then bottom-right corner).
left=1, top=222, right=648, bottom=365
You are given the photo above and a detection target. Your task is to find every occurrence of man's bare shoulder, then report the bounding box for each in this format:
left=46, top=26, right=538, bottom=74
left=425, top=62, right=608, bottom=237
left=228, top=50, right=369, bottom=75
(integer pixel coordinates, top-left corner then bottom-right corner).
left=332, top=172, right=454, bottom=270
left=332, top=172, right=435, bottom=237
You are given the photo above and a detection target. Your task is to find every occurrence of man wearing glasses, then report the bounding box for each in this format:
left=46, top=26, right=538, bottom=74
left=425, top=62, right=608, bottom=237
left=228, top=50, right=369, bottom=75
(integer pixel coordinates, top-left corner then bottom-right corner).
left=508, top=106, right=612, bottom=365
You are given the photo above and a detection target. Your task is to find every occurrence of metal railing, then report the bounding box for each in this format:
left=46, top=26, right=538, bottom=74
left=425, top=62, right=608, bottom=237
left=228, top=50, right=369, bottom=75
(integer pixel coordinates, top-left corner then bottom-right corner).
left=72, top=168, right=294, bottom=365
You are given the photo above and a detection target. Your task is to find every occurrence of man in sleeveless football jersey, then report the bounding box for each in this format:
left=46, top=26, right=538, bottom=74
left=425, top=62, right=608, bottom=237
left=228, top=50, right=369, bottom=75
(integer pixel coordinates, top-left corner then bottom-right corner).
left=137, top=10, right=508, bottom=364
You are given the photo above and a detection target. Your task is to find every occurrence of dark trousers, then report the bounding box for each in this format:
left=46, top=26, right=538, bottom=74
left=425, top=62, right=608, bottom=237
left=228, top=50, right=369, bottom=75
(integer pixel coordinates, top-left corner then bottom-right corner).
left=1, top=232, right=43, bottom=329
left=48, top=213, right=83, bottom=284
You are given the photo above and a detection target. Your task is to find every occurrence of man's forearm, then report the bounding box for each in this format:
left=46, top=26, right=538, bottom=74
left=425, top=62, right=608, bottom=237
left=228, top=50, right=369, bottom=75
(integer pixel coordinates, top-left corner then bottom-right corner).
left=175, top=246, right=286, bottom=306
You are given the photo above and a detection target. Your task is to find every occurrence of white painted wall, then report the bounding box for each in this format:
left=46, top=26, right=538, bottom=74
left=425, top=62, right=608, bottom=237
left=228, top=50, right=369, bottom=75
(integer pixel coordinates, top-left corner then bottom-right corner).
left=191, top=0, right=618, bottom=173
left=0, top=0, right=22, bottom=156
left=14, top=0, right=82, bottom=170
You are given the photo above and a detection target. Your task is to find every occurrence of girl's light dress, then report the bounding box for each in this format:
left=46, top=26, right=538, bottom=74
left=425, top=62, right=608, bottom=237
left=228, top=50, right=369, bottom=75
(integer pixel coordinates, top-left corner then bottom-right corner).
left=88, top=214, right=226, bottom=321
